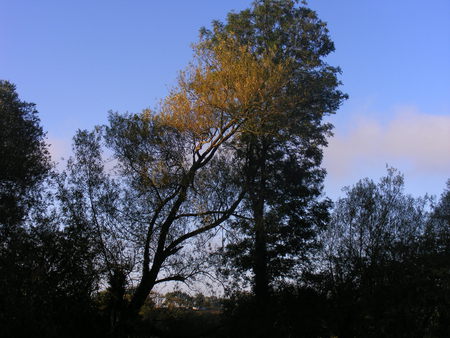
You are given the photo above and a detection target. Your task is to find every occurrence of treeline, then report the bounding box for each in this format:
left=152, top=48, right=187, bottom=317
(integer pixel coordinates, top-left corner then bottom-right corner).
left=1, top=1, right=449, bottom=337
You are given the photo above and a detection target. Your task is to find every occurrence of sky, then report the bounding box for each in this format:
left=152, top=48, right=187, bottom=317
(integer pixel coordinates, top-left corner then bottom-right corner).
left=1, top=0, right=449, bottom=200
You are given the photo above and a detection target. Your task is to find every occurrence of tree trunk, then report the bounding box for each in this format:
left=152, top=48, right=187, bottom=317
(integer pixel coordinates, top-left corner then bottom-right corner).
left=253, top=198, right=269, bottom=304
left=251, top=139, right=269, bottom=306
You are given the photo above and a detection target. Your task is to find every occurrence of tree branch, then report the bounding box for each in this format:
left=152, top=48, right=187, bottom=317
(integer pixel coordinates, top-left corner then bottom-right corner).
left=166, top=191, right=245, bottom=253
left=175, top=209, right=234, bottom=220
left=154, top=275, right=186, bottom=284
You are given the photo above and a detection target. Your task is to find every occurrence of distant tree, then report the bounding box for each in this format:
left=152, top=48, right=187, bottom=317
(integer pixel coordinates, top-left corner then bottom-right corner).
left=201, top=0, right=346, bottom=305
left=163, top=291, right=194, bottom=309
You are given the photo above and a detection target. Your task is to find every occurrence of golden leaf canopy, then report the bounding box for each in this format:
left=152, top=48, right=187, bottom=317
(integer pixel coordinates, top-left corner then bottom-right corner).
left=159, top=35, right=291, bottom=140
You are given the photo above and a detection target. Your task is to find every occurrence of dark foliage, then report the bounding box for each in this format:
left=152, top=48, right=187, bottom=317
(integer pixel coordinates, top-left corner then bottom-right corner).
left=319, top=170, right=450, bottom=337
left=222, top=287, right=330, bottom=338
left=0, top=225, right=104, bottom=337
left=0, top=80, right=50, bottom=228
left=0, top=2, right=447, bottom=337
left=0, top=81, right=103, bottom=338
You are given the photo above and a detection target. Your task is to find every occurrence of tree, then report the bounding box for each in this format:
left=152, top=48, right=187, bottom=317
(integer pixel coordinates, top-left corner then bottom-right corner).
left=419, top=180, right=450, bottom=337
left=0, top=80, right=50, bottom=228
left=56, top=129, right=135, bottom=333
left=0, top=82, right=103, bottom=337
left=426, top=179, right=450, bottom=253
left=201, top=0, right=347, bottom=304
left=59, top=34, right=292, bottom=333
left=321, top=169, right=449, bottom=337
left=0, top=80, right=50, bottom=336
left=323, top=168, right=428, bottom=278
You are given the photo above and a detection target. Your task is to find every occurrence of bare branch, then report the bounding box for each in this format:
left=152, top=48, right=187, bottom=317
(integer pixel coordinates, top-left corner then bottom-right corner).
left=166, top=191, right=245, bottom=253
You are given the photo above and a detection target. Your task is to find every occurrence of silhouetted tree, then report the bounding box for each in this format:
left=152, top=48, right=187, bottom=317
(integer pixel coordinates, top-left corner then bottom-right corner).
left=201, top=0, right=346, bottom=307
left=58, top=34, right=294, bottom=335
left=0, top=80, right=50, bottom=337
left=0, top=81, right=101, bottom=337
left=426, top=179, right=450, bottom=253
left=418, top=180, right=450, bottom=337
left=321, top=169, right=449, bottom=337
left=0, top=80, right=50, bottom=228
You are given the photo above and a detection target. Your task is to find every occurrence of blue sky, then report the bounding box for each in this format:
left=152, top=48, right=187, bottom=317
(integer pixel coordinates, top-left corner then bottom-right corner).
left=1, top=0, right=449, bottom=199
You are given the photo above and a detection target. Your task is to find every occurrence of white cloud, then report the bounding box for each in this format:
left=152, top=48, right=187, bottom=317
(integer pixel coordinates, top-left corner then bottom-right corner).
left=383, top=108, right=450, bottom=171
left=323, top=106, right=450, bottom=197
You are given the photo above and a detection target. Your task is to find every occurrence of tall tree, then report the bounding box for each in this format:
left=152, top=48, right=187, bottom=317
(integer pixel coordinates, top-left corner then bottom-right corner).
left=0, top=81, right=51, bottom=335
left=202, top=0, right=347, bottom=302
left=59, top=35, right=291, bottom=333
left=0, top=80, right=50, bottom=228
left=0, top=82, right=100, bottom=337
